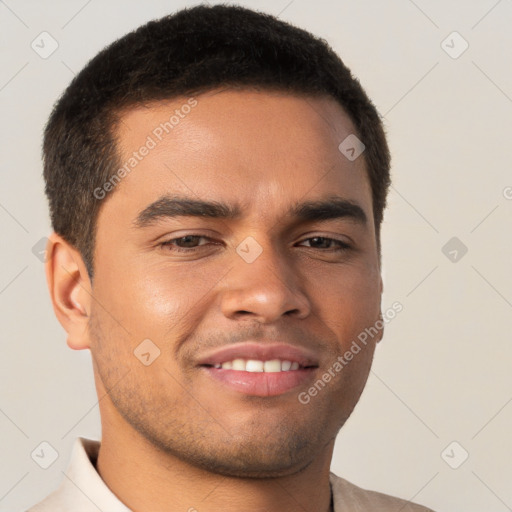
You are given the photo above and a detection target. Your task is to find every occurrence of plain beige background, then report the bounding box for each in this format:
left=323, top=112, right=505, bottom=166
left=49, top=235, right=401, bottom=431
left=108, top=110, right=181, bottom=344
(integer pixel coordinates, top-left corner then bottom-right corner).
left=1, top=1, right=511, bottom=511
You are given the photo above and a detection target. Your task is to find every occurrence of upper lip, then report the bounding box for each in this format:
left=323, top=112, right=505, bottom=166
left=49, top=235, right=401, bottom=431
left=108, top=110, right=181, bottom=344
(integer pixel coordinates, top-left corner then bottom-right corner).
left=197, top=342, right=320, bottom=367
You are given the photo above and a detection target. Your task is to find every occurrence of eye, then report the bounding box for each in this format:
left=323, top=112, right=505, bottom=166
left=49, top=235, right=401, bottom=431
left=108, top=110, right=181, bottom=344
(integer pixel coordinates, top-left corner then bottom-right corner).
left=298, top=236, right=351, bottom=252
left=158, top=234, right=352, bottom=254
left=160, top=234, right=215, bottom=253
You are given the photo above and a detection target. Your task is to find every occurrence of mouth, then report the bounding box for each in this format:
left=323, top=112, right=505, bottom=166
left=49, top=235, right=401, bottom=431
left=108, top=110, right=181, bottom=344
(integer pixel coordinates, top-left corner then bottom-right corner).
left=204, top=358, right=307, bottom=372
left=197, top=343, right=319, bottom=397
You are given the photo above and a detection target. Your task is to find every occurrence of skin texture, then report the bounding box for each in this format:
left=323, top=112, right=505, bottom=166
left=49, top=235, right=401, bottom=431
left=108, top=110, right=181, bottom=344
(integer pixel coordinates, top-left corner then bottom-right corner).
left=46, top=89, right=384, bottom=512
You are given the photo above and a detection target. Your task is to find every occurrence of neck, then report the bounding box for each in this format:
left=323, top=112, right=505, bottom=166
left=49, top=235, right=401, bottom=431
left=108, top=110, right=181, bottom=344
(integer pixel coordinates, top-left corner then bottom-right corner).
left=96, top=408, right=334, bottom=512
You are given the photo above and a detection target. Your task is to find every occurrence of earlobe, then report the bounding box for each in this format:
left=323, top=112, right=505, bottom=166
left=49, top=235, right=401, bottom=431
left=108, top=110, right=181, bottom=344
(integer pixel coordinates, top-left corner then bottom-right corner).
left=45, top=233, right=92, bottom=350
left=376, top=311, right=384, bottom=344
left=376, top=275, right=384, bottom=344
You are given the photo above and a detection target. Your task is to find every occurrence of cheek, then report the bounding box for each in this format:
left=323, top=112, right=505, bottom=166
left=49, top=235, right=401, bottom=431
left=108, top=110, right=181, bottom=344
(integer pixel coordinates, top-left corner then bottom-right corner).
left=316, top=273, right=379, bottom=400
left=309, top=263, right=381, bottom=328
left=114, top=263, right=225, bottom=339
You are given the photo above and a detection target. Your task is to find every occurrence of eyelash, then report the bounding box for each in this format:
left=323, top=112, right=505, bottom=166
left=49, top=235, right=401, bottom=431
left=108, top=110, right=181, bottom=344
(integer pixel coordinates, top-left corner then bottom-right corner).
left=159, top=234, right=352, bottom=253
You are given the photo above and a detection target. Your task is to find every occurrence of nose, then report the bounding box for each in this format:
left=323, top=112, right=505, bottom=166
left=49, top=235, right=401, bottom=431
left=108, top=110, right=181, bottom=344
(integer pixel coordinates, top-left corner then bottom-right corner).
left=219, top=239, right=312, bottom=324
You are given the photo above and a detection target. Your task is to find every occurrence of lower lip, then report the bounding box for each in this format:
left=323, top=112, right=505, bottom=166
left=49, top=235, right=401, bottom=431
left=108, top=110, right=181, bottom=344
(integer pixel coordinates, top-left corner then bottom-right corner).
left=202, top=367, right=316, bottom=397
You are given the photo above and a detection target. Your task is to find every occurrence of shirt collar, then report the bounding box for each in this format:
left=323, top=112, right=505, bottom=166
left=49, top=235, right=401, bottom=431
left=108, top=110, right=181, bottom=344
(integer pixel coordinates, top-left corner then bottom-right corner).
left=58, top=437, right=341, bottom=512
left=59, top=437, right=131, bottom=511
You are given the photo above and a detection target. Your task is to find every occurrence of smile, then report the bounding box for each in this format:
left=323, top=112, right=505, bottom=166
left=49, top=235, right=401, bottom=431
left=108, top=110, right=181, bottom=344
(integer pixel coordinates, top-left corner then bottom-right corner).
left=207, top=358, right=302, bottom=372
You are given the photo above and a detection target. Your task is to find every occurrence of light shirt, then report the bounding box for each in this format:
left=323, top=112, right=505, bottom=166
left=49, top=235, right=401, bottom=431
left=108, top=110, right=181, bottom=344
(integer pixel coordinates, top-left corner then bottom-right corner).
left=27, top=437, right=435, bottom=512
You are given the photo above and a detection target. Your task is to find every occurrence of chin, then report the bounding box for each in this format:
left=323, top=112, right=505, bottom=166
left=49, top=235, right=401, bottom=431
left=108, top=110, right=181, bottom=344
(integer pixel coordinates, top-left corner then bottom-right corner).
left=145, top=419, right=326, bottom=478
left=180, top=445, right=315, bottom=479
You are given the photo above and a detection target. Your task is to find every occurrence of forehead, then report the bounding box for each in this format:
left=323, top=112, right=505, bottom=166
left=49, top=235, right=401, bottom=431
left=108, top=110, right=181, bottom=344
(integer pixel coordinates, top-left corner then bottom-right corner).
left=105, top=89, right=373, bottom=224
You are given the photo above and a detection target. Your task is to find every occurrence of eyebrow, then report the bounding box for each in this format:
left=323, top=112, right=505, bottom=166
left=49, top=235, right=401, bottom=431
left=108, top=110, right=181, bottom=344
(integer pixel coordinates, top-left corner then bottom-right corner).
left=133, top=194, right=368, bottom=228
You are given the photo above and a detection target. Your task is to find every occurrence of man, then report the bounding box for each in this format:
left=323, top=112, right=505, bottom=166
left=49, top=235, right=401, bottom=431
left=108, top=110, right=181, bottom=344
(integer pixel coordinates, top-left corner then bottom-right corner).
left=29, top=4, right=435, bottom=511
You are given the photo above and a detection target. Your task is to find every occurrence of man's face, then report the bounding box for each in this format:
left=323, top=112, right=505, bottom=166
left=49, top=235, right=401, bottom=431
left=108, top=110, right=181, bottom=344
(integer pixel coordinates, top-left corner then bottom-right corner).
left=88, top=89, right=382, bottom=477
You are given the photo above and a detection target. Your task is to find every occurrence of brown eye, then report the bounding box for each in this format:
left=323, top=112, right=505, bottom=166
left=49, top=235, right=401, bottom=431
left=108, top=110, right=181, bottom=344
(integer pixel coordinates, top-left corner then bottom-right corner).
left=299, top=237, right=351, bottom=251
left=160, top=235, right=212, bottom=252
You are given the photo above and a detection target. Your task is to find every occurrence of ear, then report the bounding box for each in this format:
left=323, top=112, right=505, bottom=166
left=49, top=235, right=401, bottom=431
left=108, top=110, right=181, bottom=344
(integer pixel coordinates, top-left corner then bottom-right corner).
left=45, top=232, right=92, bottom=350
left=376, top=274, right=384, bottom=344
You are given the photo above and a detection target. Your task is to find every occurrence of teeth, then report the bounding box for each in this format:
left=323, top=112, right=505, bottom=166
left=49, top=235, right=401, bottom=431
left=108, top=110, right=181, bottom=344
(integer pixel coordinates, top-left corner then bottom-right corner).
left=232, top=359, right=246, bottom=371
left=263, top=359, right=281, bottom=372
left=215, top=359, right=301, bottom=372
left=245, top=359, right=264, bottom=372
left=281, top=360, right=292, bottom=371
